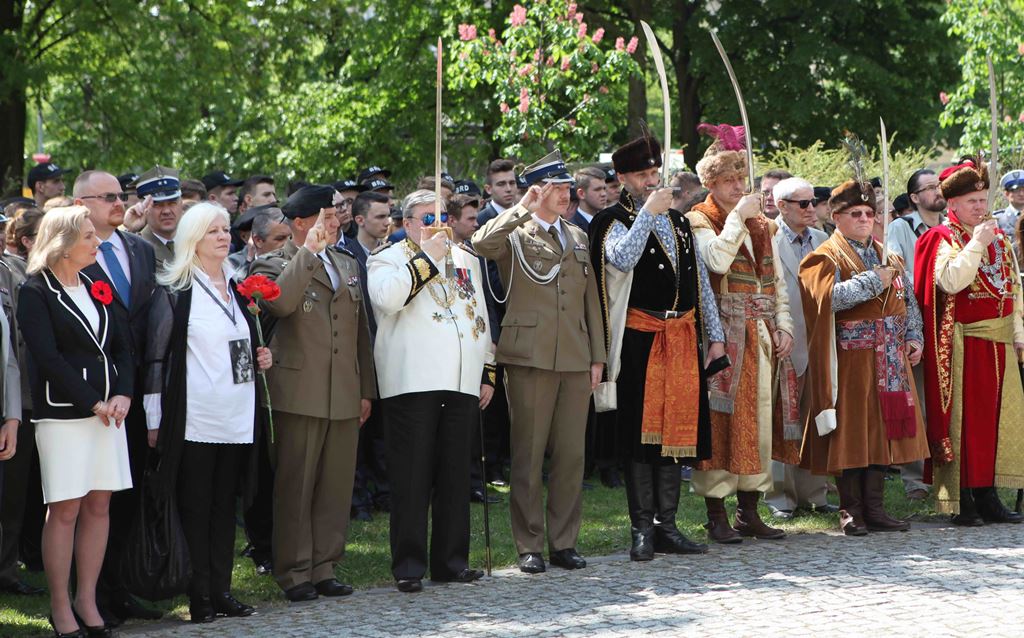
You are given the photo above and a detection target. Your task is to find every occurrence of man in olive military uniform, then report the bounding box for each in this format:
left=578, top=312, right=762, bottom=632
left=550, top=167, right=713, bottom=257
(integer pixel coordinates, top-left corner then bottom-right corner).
left=472, top=150, right=606, bottom=575
left=131, top=166, right=182, bottom=268
left=249, top=185, right=376, bottom=602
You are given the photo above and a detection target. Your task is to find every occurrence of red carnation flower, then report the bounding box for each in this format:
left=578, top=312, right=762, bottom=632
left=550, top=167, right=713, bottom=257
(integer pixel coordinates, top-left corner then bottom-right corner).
left=90, top=281, right=113, bottom=305
left=237, top=274, right=281, bottom=306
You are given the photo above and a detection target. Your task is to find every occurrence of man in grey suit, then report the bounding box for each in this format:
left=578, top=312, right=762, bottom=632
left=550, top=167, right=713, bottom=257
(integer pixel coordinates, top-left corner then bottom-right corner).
left=765, top=177, right=837, bottom=518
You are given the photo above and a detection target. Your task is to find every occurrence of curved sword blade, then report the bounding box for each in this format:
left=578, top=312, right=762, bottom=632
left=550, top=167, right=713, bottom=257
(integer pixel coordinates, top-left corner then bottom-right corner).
left=709, top=29, right=756, bottom=192
left=987, top=53, right=999, bottom=215
left=640, top=21, right=671, bottom=186
left=880, top=117, right=891, bottom=266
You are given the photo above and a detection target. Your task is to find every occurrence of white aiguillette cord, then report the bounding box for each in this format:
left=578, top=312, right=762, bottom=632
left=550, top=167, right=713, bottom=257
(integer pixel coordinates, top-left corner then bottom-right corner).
left=486, top=232, right=561, bottom=305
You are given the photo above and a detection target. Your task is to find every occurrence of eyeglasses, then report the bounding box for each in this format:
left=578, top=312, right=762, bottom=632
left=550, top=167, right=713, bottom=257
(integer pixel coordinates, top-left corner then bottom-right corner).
left=839, top=209, right=877, bottom=219
left=419, top=213, right=449, bottom=225
left=913, top=184, right=939, bottom=194
left=336, top=198, right=355, bottom=209
left=80, top=193, right=129, bottom=203
left=781, top=198, right=814, bottom=209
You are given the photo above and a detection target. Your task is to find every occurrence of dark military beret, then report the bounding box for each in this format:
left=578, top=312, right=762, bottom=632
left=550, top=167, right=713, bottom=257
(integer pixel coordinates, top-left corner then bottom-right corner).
left=281, top=184, right=336, bottom=219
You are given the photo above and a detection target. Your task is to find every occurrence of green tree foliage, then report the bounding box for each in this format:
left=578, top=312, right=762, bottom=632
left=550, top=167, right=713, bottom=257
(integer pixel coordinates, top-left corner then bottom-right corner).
left=938, top=0, right=1024, bottom=167
left=0, top=0, right=963, bottom=195
left=448, top=1, right=640, bottom=163
left=764, top=138, right=934, bottom=189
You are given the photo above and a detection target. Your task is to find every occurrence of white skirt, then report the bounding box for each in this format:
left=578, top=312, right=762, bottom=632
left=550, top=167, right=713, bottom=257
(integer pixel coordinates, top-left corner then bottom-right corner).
left=34, top=415, right=133, bottom=504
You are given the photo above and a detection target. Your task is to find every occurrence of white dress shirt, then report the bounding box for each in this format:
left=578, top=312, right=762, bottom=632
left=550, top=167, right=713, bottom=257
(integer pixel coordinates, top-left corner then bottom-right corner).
left=318, top=250, right=340, bottom=289
left=96, top=231, right=132, bottom=286
left=531, top=214, right=567, bottom=249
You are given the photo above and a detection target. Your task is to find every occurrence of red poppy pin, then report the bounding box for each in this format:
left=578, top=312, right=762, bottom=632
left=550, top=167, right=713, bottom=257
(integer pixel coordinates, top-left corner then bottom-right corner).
left=90, top=281, right=113, bottom=305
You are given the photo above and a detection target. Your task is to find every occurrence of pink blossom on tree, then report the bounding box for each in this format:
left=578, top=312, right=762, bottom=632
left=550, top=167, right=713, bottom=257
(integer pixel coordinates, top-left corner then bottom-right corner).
left=518, top=64, right=534, bottom=77
left=598, top=85, right=609, bottom=94
left=458, top=24, right=477, bottom=41
left=615, top=37, right=625, bottom=51
left=591, top=61, right=599, bottom=73
left=626, top=37, right=638, bottom=54
left=500, top=102, right=510, bottom=114
left=577, top=22, right=587, bottom=38
left=488, top=28, right=496, bottom=39
left=592, top=28, right=604, bottom=44
left=939, top=91, right=950, bottom=105
left=1019, top=42, right=1024, bottom=56
left=561, top=58, right=571, bottom=71
left=510, top=4, right=527, bottom=27
left=567, top=2, right=577, bottom=15
left=519, top=87, right=530, bottom=114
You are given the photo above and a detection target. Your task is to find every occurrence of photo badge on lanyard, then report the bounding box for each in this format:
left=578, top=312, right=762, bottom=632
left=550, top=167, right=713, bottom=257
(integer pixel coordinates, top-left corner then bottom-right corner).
left=229, top=338, right=255, bottom=384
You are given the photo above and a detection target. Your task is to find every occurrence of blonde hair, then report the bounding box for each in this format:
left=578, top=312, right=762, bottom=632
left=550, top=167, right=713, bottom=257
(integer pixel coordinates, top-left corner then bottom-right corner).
left=158, top=202, right=230, bottom=292
left=27, top=206, right=91, bottom=275
left=43, top=195, right=74, bottom=212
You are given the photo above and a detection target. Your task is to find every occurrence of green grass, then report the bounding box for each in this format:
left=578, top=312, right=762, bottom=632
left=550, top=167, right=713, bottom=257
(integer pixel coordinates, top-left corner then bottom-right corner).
left=1, top=479, right=1018, bottom=637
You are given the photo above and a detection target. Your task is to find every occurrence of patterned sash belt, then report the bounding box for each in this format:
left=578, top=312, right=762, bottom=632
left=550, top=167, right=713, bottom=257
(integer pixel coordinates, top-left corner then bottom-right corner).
left=838, top=315, right=915, bottom=439
left=625, top=308, right=699, bottom=458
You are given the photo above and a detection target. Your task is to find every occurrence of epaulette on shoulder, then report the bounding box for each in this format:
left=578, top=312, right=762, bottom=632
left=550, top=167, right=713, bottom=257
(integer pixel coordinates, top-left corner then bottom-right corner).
left=330, top=244, right=356, bottom=259
left=370, top=241, right=393, bottom=256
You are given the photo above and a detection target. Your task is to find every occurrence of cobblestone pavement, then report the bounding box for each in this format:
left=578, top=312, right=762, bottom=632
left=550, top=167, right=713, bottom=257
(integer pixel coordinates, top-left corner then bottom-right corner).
left=126, top=523, right=1024, bottom=637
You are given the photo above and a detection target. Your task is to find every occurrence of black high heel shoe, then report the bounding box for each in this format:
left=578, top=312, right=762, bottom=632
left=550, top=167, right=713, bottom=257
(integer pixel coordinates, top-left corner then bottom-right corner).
left=71, top=606, right=112, bottom=637
left=48, top=615, right=84, bottom=638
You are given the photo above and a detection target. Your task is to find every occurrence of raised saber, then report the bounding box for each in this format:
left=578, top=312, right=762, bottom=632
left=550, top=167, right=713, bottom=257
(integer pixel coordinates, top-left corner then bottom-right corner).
left=880, top=117, right=891, bottom=266
left=640, top=21, right=671, bottom=187
left=435, top=36, right=444, bottom=223
left=709, top=29, right=757, bottom=196
left=986, top=53, right=999, bottom=216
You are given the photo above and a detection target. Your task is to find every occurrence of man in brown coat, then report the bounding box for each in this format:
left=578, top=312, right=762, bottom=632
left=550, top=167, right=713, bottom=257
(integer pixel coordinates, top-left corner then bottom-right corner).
left=249, top=184, right=376, bottom=601
left=472, top=150, right=606, bottom=574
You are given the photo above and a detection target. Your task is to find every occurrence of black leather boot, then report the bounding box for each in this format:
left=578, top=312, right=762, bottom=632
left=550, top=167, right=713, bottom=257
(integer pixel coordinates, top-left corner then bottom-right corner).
left=862, top=468, right=909, bottom=531
left=951, top=488, right=985, bottom=526
left=836, top=469, right=868, bottom=536
left=653, top=464, right=707, bottom=554
left=973, top=487, right=1023, bottom=524
left=623, top=462, right=656, bottom=561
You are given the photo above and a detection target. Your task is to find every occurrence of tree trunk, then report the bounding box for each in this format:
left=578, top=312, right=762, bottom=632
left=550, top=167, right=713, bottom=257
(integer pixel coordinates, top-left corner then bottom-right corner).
left=0, top=0, right=26, bottom=195
left=672, top=1, right=701, bottom=170
left=625, top=0, right=648, bottom=140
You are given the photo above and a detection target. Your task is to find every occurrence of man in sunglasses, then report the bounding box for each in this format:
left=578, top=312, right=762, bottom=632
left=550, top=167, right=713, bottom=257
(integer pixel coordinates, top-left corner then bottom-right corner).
left=765, top=177, right=835, bottom=520
left=72, top=170, right=162, bottom=624
left=800, top=176, right=929, bottom=536
left=915, top=159, right=1024, bottom=526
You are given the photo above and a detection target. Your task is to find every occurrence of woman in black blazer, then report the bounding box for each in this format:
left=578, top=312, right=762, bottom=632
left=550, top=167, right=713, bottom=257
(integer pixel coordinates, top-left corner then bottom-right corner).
left=17, top=206, right=133, bottom=638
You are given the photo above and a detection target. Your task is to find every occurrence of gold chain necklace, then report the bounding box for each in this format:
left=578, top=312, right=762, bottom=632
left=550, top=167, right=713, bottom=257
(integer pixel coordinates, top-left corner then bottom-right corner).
left=402, top=241, right=455, bottom=308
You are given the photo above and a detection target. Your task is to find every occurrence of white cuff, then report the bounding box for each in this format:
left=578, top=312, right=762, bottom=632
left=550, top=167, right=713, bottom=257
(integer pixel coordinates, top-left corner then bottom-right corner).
left=143, top=393, right=162, bottom=431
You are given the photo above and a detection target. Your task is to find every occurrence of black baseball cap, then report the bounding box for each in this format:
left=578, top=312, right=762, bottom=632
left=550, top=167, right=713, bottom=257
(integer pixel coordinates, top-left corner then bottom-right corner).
left=202, top=170, right=245, bottom=191
left=365, top=178, right=394, bottom=193
left=27, top=162, right=66, bottom=190
left=358, top=165, right=392, bottom=183
left=332, top=179, right=368, bottom=194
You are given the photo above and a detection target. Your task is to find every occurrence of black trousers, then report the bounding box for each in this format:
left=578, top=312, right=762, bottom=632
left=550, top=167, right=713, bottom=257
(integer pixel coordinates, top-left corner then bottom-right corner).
left=352, top=400, right=389, bottom=511
left=242, top=428, right=274, bottom=561
left=384, top=391, right=474, bottom=581
left=178, top=441, right=248, bottom=597
left=98, top=404, right=148, bottom=600
left=0, top=420, right=41, bottom=585
left=482, top=366, right=511, bottom=473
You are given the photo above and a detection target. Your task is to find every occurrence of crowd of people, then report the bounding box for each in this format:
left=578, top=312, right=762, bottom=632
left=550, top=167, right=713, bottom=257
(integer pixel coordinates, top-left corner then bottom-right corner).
left=1, top=123, right=1023, bottom=636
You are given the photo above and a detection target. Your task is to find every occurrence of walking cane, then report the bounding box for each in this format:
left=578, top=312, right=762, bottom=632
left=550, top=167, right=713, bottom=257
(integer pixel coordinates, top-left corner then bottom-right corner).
left=1018, top=362, right=1024, bottom=514
left=478, top=409, right=493, bottom=576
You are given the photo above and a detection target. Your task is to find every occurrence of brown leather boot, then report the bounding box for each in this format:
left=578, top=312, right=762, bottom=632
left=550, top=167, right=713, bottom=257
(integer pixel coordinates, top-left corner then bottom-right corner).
left=734, top=491, right=786, bottom=539
left=703, top=497, right=742, bottom=544
left=862, top=469, right=909, bottom=532
left=836, top=469, right=868, bottom=536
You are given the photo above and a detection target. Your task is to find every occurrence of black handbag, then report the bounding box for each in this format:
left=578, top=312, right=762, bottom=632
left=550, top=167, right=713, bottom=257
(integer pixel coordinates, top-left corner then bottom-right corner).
left=120, top=470, right=191, bottom=601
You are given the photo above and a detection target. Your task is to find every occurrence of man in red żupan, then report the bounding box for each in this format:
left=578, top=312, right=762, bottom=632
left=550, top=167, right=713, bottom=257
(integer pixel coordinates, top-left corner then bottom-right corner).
left=914, top=159, right=1024, bottom=525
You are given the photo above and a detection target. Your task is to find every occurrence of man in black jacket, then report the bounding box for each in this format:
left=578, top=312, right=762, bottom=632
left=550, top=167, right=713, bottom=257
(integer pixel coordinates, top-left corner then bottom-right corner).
left=74, top=170, right=162, bottom=625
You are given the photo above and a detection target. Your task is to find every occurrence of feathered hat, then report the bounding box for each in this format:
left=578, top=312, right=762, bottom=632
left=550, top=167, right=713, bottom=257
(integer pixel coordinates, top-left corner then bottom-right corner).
left=829, top=133, right=877, bottom=215
left=694, top=123, right=748, bottom=186
left=939, top=156, right=989, bottom=200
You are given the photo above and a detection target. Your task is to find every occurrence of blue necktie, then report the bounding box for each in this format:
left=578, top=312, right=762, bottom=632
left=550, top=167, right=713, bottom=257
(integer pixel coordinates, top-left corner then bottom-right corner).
left=99, top=241, right=131, bottom=307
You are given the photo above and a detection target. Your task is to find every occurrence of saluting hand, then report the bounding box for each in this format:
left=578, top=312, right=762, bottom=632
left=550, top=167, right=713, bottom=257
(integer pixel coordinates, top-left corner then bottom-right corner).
left=519, top=182, right=555, bottom=213
left=645, top=187, right=675, bottom=215
left=123, top=195, right=152, bottom=232
left=303, top=208, right=330, bottom=253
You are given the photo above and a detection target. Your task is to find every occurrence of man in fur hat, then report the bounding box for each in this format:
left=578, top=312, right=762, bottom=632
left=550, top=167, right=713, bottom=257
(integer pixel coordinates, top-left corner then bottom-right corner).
left=589, top=133, right=726, bottom=561
left=684, top=124, right=800, bottom=544
left=914, top=159, right=1024, bottom=525
left=799, top=174, right=930, bottom=536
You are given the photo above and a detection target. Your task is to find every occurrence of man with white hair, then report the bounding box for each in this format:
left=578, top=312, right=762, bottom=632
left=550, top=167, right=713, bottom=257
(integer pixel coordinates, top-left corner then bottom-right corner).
left=765, top=177, right=836, bottom=518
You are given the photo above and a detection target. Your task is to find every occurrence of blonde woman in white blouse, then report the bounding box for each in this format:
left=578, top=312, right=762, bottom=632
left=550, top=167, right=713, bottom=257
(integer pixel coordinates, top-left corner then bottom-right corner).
left=143, top=203, right=271, bottom=624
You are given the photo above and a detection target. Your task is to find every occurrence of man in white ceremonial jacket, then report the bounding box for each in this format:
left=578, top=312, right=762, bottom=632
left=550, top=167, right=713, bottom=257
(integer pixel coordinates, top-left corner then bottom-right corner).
left=367, top=189, right=495, bottom=594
